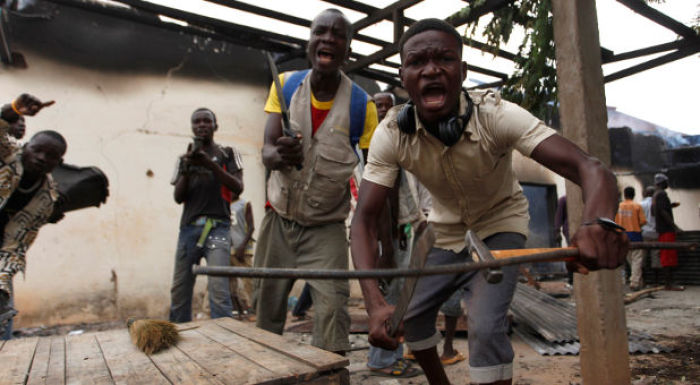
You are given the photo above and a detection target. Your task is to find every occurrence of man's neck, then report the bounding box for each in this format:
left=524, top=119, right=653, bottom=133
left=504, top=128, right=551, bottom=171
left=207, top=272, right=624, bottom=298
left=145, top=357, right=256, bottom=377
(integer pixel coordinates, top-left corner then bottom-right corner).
left=18, top=172, right=43, bottom=191
left=310, top=70, right=342, bottom=102
left=202, top=139, right=216, bottom=152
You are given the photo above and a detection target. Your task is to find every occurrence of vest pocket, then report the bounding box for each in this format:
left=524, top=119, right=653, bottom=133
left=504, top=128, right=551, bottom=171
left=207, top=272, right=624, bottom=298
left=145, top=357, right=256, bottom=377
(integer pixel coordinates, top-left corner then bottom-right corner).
left=305, top=150, right=356, bottom=214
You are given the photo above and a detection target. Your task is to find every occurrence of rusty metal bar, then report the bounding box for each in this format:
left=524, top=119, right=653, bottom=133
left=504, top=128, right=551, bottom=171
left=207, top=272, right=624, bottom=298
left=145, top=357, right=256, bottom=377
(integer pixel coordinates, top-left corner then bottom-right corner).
left=193, top=242, right=696, bottom=279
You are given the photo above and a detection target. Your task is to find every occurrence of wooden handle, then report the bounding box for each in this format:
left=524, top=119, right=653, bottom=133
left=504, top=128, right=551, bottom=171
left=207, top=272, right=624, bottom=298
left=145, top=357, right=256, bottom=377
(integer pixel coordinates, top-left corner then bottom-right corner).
left=491, top=247, right=578, bottom=260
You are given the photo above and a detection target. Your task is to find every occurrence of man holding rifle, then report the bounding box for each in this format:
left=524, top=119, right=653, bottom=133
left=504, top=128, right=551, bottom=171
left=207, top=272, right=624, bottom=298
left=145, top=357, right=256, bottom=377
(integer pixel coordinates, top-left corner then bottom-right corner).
left=255, top=8, right=378, bottom=354
left=350, top=19, right=627, bottom=385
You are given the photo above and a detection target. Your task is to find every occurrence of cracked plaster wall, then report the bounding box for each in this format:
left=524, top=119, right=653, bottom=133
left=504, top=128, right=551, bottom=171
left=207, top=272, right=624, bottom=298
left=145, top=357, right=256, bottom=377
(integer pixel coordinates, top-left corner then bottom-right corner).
left=1, top=43, right=270, bottom=329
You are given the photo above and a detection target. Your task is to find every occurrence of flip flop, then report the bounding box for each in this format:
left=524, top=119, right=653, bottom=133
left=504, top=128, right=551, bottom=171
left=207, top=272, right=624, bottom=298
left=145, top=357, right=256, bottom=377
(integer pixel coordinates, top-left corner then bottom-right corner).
left=369, top=362, right=423, bottom=378
left=441, top=350, right=466, bottom=366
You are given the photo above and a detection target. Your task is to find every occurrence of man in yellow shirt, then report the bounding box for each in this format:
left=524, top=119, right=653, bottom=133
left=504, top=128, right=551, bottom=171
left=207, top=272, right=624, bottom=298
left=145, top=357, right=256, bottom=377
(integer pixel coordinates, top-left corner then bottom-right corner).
left=615, top=187, right=647, bottom=290
left=255, top=8, right=378, bottom=354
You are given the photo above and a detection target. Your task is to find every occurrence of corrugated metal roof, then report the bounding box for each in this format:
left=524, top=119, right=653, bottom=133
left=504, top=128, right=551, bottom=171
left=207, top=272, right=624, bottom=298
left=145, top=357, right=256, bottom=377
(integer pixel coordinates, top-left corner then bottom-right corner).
left=511, top=283, right=672, bottom=356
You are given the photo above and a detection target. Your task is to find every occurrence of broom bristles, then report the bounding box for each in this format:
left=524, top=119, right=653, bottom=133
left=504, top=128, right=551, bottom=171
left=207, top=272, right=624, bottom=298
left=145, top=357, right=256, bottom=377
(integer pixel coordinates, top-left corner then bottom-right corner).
left=127, top=318, right=180, bottom=355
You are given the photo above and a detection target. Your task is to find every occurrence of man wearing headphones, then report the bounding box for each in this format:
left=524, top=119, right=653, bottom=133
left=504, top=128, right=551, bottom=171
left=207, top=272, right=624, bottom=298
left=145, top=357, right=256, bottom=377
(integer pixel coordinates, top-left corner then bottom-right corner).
left=351, top=19, right=627, bottom=385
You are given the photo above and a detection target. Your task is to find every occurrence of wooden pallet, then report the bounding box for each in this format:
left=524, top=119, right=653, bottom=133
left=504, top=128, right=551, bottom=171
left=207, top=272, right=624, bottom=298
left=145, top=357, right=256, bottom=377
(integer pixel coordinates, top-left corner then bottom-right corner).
left=0, top=317, right=349, bottom=385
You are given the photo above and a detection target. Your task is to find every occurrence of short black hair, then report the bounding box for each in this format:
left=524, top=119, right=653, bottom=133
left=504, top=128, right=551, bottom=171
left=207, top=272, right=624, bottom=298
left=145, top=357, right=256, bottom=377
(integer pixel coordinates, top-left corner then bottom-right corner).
left=192, top=107, right=217, bottom=124
left=644, top=186, right=655, bottom=198
left=623, top=186, right=635, bottom=199
left=31, top=130, right=67, bottom=154
left=399, top=18, right=463, bottom=59
left=312, top=8, right=354, bottom=48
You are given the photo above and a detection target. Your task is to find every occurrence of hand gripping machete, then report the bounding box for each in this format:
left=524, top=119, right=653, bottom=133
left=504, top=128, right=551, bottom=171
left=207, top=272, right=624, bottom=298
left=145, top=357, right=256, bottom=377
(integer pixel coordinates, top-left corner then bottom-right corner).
left=265, top=52, right=302, bottom=170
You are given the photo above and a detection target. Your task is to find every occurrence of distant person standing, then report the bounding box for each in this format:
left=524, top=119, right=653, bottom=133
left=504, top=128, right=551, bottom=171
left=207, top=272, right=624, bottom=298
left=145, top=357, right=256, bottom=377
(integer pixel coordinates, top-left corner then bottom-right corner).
left=640, top=186, right=661, bottom=285
left=169, top=108, right=244, bottom=322
left=652, top=173, right=684, bottom=291
left=615, top=187, right=646, bottom=291
left=229, top=193, right=255, bottom=320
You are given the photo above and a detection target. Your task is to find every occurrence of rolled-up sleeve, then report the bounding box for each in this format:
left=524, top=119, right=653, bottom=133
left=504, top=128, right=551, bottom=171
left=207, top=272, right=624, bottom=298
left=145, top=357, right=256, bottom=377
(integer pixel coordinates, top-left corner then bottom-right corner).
left=491, top=99, right=557, bottom=156
left=362, top=121, right=400, bottom=188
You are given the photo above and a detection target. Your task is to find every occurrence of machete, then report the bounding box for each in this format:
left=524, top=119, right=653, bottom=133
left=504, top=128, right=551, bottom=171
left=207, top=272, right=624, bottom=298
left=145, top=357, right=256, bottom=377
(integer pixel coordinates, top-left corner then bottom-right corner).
left=387, top=223, right=436, bottom=336
left=265, top=51, right=302, bottom=170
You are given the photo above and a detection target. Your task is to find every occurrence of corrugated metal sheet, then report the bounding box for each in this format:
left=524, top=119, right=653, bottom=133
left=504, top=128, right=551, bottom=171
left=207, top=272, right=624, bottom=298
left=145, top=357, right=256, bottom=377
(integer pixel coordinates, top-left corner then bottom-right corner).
left=511, top=283, right=672, bottom=355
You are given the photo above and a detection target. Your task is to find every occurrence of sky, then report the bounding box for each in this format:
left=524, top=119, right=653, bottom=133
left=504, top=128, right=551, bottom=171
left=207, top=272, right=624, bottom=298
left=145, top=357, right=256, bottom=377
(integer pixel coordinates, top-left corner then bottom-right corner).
left=149, top=0, right=700, bottom=136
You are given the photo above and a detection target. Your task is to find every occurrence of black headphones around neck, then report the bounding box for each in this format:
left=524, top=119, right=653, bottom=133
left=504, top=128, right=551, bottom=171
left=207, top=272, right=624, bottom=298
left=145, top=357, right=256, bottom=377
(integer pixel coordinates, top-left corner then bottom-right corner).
left=397, top=89, right=474, bottom=146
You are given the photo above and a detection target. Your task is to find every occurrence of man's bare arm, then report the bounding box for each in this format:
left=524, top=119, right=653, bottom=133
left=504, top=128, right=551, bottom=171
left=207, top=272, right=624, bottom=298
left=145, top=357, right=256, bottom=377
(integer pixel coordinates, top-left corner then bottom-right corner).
left=530, top=134, right=627, bottom=272
left=350, top=180, right=399, bottom=349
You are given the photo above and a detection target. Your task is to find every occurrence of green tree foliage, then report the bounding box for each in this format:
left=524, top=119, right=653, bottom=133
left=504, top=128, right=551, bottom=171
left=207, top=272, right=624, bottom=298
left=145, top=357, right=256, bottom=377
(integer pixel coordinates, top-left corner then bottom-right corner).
left=453, top=0, right=556, bottom=119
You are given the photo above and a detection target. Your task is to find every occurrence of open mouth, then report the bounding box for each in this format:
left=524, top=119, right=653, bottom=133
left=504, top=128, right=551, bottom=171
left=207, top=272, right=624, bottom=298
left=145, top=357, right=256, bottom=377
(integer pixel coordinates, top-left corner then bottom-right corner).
left=421, top=84, right=447, bottom=108
left=317, top=48, right=336, bottom=65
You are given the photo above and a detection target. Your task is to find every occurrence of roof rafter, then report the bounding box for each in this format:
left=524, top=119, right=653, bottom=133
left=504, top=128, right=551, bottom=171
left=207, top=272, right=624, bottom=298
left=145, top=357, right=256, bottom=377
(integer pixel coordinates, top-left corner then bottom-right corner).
left=205, top=0, right=389, bottom=48
left=344, top=0, right=515, bottom=73
left=351, top=0, right=421, bottom=32
left=21, top=0, right=699, bottom=90
left=617, top=0, right=700, bottom=41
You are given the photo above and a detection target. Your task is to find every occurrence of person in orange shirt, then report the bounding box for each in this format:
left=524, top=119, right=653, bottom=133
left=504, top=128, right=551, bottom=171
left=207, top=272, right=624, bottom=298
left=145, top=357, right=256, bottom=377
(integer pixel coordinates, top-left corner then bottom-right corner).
left=615, top=187, right=647, bottom=290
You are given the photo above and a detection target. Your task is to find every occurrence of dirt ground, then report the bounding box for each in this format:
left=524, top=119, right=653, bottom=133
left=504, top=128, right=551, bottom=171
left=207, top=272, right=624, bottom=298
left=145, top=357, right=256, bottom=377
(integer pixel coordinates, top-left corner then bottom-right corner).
left=339, top=285, right=700, bottom=385
left=12, top=285, right=700, bottom=385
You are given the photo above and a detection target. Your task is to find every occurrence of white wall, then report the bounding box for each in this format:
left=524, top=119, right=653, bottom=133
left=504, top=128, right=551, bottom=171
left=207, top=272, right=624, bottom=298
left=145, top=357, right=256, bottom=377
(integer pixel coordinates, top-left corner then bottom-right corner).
left=2, top=53, right=268, bottom=327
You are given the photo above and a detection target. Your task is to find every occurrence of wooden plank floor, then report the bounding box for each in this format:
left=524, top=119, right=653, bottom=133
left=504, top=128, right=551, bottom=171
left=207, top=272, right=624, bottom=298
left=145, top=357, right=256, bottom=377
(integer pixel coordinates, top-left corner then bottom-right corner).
left=0, top=318, right=348, bottom=385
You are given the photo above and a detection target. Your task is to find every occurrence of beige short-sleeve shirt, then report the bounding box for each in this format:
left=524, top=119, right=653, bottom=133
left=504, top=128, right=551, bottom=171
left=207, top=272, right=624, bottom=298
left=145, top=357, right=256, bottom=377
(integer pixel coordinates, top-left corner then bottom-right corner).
left=363, top=91, right=557, bottom=251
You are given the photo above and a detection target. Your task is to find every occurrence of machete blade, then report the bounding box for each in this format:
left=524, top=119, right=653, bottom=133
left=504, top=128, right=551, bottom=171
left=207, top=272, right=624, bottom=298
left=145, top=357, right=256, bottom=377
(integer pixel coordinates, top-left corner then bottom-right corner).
left=387, top=223, right=436, bottom=336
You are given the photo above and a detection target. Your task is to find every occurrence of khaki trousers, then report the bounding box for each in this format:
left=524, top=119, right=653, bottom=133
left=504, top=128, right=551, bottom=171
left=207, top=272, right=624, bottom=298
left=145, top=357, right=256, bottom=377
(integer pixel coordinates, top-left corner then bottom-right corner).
left=627, top=249, right=645, bottom=289
left=254, top=210, right=350, bottom=352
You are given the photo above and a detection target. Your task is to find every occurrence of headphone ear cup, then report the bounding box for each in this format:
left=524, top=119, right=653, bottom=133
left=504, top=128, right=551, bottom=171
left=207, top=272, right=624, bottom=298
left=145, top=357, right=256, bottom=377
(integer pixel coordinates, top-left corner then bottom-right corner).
left=437, top=117, right=462, bottom=146
left=397, top=102, right=416, bottom=134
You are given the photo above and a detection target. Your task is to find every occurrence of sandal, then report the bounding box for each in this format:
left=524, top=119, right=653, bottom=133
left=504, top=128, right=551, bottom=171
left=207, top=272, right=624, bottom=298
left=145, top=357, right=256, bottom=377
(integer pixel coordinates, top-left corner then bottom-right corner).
left=441, top=350, right=466, bottom=366
left=369, top=361, right=423, bottom=378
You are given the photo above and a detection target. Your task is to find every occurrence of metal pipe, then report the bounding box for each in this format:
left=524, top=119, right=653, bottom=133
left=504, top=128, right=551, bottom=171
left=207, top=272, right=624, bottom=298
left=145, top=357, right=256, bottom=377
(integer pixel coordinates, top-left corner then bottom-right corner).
left=193, top=241, right=696, bottom=279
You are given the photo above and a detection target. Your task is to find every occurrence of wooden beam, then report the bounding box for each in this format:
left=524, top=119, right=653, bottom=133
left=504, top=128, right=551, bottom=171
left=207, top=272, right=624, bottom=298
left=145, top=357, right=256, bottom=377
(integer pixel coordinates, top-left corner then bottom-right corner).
left=467, top=64, right=508, bottom=80
left=393, top=9, right=404, bottom=43
left=352, top=0, right=422, bottom=32
left=604, top=43, right=700, bottom=83
left=341, top=0, right=519, bottom=74
left=110, top=0, right=308, bottom=49
left=445, top=0, right=514, bottom=26
left=467, top=80, right=505, bottom=89
left=205, top=0, right=389, bottom=47
left=344, top=0, right=514, bottom=73
left=617, top=0, right=700, bottom=41
left=355, top=68, right=403, bottom=88
left=551, top=1, right=631, bottom=384
left=604, top=39, right=695, bottom=63
left=45, top=0, right=299, bottom=53
left=344, top=43, right=398, bottom=73
left=462, top=37, right=518, bottom=61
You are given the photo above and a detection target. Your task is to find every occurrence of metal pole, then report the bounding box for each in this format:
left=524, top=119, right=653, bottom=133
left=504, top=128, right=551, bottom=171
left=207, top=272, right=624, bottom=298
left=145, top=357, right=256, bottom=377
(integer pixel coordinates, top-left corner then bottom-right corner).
left=193, top=242, right=696, bottom=279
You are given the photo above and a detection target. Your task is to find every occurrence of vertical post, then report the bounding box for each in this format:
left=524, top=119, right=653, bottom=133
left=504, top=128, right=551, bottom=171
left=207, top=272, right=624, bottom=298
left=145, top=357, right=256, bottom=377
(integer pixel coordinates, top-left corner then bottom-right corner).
left=393, top=9, right=403, bottom=43
left=551, top=1, right=631, bottom=384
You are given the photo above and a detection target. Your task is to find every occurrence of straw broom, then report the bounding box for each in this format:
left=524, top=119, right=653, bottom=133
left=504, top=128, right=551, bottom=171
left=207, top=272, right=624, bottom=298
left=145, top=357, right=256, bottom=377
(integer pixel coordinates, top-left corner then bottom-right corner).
left=126, top=318, right=197, bottom=354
